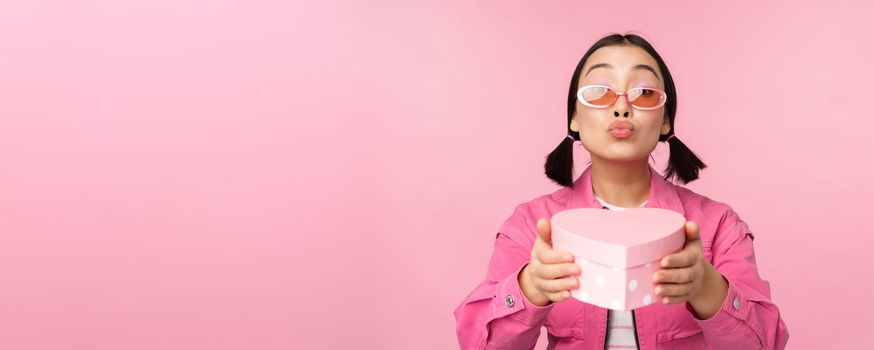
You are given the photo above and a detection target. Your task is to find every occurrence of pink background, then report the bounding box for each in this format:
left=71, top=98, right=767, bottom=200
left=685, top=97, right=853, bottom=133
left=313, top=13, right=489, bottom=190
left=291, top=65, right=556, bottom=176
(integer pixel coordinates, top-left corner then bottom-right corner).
left=1, top=1, right=871, bottom=349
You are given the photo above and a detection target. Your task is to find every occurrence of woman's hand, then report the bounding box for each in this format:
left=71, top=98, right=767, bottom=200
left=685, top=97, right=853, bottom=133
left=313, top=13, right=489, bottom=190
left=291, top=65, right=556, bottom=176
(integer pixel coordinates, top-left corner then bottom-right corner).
left=518, top=218, right=582, bottom=307
left=652, top=221, right=729, bottom=319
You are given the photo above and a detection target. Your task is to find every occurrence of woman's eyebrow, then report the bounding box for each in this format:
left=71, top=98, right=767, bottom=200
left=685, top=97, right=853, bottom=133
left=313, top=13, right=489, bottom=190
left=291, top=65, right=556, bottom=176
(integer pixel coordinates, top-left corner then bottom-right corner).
left=584, top=63, right=661, bottom=81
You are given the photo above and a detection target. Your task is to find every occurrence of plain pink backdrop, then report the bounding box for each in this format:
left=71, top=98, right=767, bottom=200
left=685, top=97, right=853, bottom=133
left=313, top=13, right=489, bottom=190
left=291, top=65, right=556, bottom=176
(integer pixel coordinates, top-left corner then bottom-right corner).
left=1, top=1, right=872, bottom=349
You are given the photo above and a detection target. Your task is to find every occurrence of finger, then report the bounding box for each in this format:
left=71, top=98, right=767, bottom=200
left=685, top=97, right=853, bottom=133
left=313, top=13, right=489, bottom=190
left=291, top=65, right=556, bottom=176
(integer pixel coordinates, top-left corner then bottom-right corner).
left=654, top=282, right=693, bottom=297
left=685, top=221, right=700, bottom=242
left=535, top=276, right=579, bottom=293
left=536, top=218, right=552, bottom=246
left=660, top=295, right=690, bottom=305
left=536, top=247, right=575, bottom=264
left=536, top=262, right=581, bottom=280
left=660, top=248, right=698, bottom=268
left=652, top=267, right=695, bottom=284
left=544, top=290, right=572, bottom=302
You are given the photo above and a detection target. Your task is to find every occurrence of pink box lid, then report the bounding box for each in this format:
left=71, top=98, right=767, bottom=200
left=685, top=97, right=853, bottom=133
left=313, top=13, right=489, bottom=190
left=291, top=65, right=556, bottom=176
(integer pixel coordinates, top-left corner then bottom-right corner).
left=551, top=208, right=686, bottom=268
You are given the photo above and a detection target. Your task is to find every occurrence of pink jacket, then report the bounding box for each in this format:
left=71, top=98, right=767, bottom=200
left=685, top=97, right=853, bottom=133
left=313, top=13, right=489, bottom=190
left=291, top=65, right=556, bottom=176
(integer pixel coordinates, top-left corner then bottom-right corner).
left=454, top=165, right=789, bottom=349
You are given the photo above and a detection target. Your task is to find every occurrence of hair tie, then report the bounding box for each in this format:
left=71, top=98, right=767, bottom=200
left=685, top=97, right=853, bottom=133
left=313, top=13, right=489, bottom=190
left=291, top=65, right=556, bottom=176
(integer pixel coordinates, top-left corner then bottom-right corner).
left=666, top=134, right=676, bottom=141
left=566, top=135, right=575, bottom=141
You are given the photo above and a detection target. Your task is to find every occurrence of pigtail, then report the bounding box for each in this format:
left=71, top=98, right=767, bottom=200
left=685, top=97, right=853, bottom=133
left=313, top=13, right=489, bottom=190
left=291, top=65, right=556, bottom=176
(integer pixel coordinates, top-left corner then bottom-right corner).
left=544, top=135, right=577, bottom=188
left=663, top=134, right=707, bottom=184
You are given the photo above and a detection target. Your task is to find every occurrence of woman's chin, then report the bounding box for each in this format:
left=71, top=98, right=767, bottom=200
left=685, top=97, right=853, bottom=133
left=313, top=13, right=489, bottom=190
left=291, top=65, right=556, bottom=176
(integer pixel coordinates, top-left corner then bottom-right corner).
left=593, top=149, right=647, bottom=163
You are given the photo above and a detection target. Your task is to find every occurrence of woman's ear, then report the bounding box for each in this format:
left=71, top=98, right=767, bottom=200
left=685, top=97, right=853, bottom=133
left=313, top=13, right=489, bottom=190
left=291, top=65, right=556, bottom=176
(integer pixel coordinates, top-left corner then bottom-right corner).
left=660, top=115, right=671, bottom=135
left=570, top=113, right=580, bottom=132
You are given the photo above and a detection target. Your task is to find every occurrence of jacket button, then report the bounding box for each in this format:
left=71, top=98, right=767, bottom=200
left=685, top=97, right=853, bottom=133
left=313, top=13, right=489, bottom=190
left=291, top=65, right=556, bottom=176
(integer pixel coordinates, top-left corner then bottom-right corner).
left=732, top=297, right=741, bottom=310
left=506, top=295, right=515, bottom=308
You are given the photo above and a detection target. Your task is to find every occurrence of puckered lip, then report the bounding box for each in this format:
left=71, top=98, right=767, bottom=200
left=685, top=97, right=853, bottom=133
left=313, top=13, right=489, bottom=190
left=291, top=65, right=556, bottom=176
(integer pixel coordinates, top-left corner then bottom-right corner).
left=608, top=120, right=634, bottom=131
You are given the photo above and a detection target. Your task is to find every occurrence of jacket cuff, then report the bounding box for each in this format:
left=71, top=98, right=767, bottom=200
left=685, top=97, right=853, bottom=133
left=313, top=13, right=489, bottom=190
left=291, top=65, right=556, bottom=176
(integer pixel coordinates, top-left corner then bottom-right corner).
left=493, top=263, right=554, bottom=326
left=685, top=275, right=750, bottom=334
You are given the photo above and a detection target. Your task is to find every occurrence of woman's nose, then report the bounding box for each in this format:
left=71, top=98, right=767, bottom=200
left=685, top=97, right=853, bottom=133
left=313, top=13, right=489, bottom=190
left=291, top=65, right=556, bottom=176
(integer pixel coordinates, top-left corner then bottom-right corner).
left=613, top=94, right=631, bottom=117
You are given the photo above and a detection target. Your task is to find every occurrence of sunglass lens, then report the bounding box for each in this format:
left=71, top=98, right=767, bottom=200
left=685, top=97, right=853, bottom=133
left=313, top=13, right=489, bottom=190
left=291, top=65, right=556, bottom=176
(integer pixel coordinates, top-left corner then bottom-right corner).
left=629, top=88, right=664, bottom=108
left=581, top=86, right=615, bottom=106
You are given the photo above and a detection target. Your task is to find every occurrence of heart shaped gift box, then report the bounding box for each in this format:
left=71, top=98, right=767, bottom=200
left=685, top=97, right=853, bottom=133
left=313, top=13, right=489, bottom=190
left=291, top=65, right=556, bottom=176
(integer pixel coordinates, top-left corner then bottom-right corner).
left=550, top=208, right=686, bottom=311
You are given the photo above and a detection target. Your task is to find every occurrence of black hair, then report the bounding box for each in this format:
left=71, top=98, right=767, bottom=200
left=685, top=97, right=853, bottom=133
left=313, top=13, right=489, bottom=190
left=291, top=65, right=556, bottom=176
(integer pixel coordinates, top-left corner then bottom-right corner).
left=544, top=32, right=706, bottom=188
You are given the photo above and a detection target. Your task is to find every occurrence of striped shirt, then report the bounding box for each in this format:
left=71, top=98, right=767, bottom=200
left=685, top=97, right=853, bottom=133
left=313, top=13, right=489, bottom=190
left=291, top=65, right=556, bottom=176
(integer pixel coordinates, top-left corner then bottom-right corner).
left=594, top=194, right=645, bottom=350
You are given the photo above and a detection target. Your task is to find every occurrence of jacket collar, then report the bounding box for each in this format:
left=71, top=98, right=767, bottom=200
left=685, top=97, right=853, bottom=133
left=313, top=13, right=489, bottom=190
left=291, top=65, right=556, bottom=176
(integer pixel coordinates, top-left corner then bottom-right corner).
left=566, top=164, right=686, bottom=216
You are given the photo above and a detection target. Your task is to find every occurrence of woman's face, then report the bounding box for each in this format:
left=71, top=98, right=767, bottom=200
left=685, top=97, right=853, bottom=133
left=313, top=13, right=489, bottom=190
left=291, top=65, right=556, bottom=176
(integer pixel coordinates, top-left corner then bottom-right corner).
left=570, top=45, right=671, bottom=162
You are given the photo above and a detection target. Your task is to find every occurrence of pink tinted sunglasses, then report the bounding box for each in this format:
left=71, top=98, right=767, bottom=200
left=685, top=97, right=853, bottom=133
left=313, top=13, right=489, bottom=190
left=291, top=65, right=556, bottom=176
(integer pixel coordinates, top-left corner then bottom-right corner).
left=576, top=84, right=667, bottom=110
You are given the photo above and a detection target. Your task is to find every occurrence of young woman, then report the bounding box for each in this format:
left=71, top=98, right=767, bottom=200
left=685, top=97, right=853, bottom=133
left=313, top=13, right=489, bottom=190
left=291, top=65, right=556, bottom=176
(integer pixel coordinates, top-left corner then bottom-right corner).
left=454, top=33, right=789, bottom=349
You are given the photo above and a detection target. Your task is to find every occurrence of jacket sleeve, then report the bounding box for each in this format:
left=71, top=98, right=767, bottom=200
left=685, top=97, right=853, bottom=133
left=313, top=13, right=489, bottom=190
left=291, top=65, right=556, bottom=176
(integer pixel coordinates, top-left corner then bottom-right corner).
left=685, top=207, right=790, bottom=349
left=454, top=204, right=554, bottom=350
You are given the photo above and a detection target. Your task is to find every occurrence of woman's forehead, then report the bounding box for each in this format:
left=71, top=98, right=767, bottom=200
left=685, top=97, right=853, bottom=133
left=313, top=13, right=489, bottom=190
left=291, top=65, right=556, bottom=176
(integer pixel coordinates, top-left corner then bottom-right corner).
left=582, top=45, right=661, bottom=81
